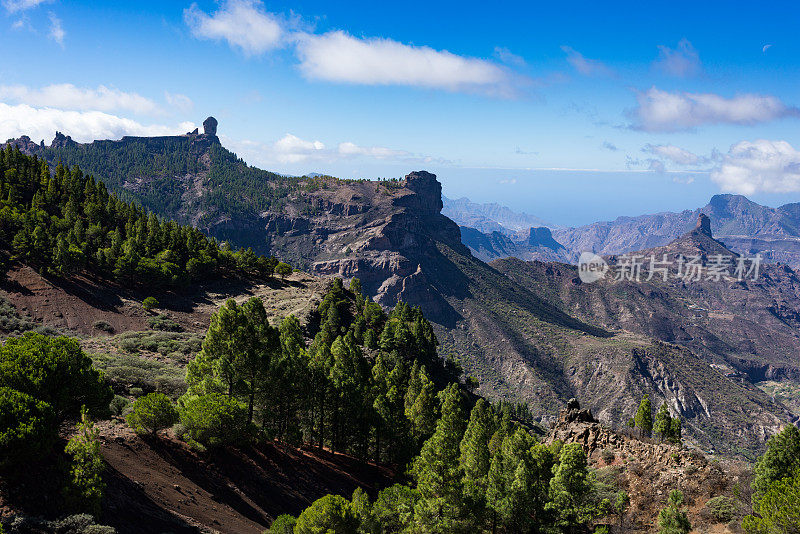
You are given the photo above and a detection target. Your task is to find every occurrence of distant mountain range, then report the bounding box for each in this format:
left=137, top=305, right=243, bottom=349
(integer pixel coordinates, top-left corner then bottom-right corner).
left=442, top=196, right=553, bottom=233
left=445, top=193, right=800, bottom=269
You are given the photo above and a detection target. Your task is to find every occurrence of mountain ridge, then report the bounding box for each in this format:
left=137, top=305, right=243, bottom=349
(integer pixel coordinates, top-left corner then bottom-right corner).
left=3, top=127, right=797, bottom=457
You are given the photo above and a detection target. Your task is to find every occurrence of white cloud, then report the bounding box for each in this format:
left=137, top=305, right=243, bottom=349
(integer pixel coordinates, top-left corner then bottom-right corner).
left=10, top=16, right=29, bottom=30
left=164, top=91, right=194, bottom=113
left=561, top=46, right=614, bottom=77
left=711, top=139, right=800, bottom=194
left=630, top=86, right=799, bottom=132
left=0, top=103, right=195, bottom=143
left=643, top=144, right=702, bottom=165
left=2, top=0, right=49, bottom=13
left=183, top=3, right=520, bottom=97
left=229, top=133, right=441, bottom=167
left=48, top=11, right=63, bottom=46
left=493, top=46, right=526, bottom=67
left=184, top=0, right=283, bottom=55
left=0, top=84, right=160, bottom=114
left=337, top=142, right=409, bottom=159
left=653, top=39, right=701, bottom=77
left=272, top=133, right=325, bottom=163
left=294, top=31, right=512, bottom=96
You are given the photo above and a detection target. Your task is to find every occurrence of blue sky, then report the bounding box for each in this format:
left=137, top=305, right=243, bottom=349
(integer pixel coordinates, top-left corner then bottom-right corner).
left=2, top=0, right=800, bottom=226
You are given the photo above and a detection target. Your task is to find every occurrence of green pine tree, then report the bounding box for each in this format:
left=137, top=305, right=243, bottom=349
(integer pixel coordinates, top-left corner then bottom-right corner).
left=654, top=403, right=672, bottom=442
left=658, top=490, right=691, bottom=534
left=547, top=443, right=598, bottom=532
left=411, top=383, right=466, bottom=532
left=459, top=399, right=495, bottom=520
left=635, top=394, right=653, bottom=438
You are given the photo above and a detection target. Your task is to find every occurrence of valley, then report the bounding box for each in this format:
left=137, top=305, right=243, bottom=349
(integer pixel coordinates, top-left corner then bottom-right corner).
left=1, top=129, right=799, bottom=532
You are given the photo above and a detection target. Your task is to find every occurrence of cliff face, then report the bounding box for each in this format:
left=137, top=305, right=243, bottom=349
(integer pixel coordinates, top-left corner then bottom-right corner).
left=264, top=171, right=469, bottom=324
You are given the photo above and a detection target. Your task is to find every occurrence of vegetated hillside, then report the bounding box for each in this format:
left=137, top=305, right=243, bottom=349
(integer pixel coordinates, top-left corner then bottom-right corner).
left=5, top=129, right=796, bottom=457
left=2, top=122, right=307, bottom=253
left=553, top=193, right=800, bottom=268
left=1, top=262, right=753, bottom=534
left=0, top=255, right=398, bottom=533
left=546, top=400, right=756, bottom=532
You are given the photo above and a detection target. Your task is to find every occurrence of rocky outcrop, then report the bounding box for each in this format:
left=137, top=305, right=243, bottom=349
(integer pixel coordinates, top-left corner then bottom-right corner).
left=3, top=135, right=41, bottom=154
left=693, top=213, right=713, bottom=237
left=203, top=117, right=218, bottom=136
left=51, top=132, right=76, bottom=149
left=546, top=399, right=745, bottom=532
left=268, top=171, right=469, bottom=323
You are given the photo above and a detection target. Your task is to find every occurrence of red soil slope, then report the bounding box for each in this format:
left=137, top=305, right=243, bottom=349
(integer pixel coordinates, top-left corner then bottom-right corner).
left=99, top=421, right=395, bottom=534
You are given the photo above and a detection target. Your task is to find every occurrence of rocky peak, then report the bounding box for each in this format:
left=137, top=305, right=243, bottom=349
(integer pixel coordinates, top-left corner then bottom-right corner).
left=51, top=131, right=75, bottom=149
left=3, top=135, right=40, bottom=155
left=558, top=398, right=598, bottom=425
left=693, top=213, right=713, bottom=238
left=402, top=171, right=443, bottom=214
left=203, top=117, right=218, bottom=136
left=524, top=226, right=564, bottom=250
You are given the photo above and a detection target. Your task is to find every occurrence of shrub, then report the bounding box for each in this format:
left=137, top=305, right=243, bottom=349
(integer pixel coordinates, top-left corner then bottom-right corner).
left=266, top=514, right=297, bottom=534
left=294, top=494, right=359, bottom=534
left=3, top=513, right=117, bottom=533
left=0, top=386, right=56, bottom=469
left=274, top=262, right=292, bottom=278
left=601, top=448, right=616, bottom=464
left=64, top=408, right=105, bottom=517
left=179, top=393, right=248, bottom=448
left=0, top=295, right=35, bottom=334
left=52, top=514, right=117, bottom=533
left=109, top=395, right=130, bottom=416
left=129, top=387, right=144, bottom=398
left=658, top=490, right=691, bottom=534
left=142, top=297, right=159, bottom=311
left=92, top=351, right=187, bottom=397
left=126, top=393, right=179, bottom=436
left=92, top=321, right=114, bottom=333
left=703, top=495, right=736, bottom=523
left=147, top=314, right=182, bottom=332
left=0, top=333, right=113, bottom=419
left=114, top=331, right=201, bottom=356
